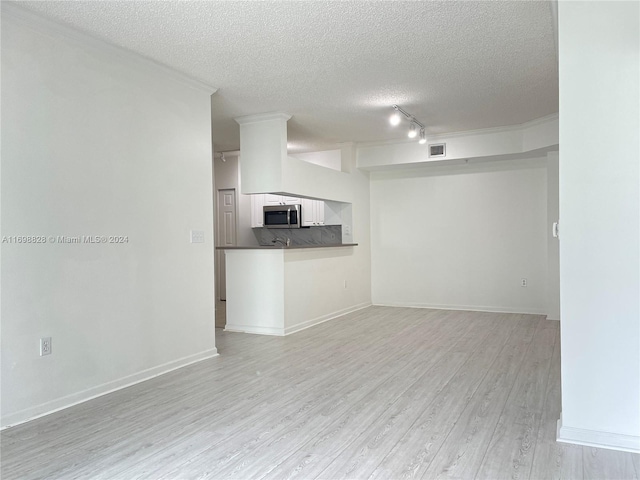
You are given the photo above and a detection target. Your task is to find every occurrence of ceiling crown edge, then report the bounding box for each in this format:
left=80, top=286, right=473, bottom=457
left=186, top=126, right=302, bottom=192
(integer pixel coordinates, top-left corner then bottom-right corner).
left=1, top=2, right=218, bottom=95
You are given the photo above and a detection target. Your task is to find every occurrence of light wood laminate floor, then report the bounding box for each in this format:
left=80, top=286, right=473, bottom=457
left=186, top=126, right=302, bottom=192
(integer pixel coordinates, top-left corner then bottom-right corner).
left=2, top=307, right=639, bottom=480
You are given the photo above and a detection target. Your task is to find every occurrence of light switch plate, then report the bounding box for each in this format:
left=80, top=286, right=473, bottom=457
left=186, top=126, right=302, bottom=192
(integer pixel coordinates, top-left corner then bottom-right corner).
left=190, top=230, right=205, bottom=244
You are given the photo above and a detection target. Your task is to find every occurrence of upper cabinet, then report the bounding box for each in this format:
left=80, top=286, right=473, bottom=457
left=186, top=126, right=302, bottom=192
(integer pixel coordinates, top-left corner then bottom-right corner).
left=251, top=194, right=265, bottom=227
left=264, top=194, right=300, bottom=206
left=302, top=198, right=325, bottom=227
left=251, top=194, right=325, bottom=228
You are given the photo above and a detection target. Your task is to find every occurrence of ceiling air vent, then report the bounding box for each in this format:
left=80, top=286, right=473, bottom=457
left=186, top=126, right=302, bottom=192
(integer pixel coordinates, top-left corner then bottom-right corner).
left=429, top=143, right=446, bottom=158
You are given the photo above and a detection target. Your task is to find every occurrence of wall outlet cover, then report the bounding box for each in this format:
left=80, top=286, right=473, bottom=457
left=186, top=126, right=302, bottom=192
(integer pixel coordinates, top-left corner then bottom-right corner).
left=40, top=337, right=52, bottom=356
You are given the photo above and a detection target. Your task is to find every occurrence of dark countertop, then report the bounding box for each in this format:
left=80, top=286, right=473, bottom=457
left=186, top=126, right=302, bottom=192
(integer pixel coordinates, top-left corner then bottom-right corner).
left=216, top=243, right=358, bottom=250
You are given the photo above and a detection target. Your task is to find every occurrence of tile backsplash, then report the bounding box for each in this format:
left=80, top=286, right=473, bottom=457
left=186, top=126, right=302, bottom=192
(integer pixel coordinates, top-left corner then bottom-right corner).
left=253, top=225, right=342, bottom=246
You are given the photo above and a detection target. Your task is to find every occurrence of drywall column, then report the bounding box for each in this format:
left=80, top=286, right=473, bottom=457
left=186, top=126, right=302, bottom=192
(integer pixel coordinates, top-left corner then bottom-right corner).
left=236, top=113, right=290, bottom=194
left=546, top=152, right=560, bottom=321
left=558, top=2, right=640, bottom=452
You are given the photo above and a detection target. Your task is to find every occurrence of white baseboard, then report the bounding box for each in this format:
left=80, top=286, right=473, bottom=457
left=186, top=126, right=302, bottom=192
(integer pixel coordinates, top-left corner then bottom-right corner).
left=284, top=302, right=372, bottom=336
left=1, top=348, right=219, bottom=430
left=557, top=416, right=640, bottom=453
left=546, top=315, right=560, bottom=321
left=225, top=303, right=372, bottom=337
left=372, top=301, right=547, bottom=316
left=224, top=324, right=285, bottom=336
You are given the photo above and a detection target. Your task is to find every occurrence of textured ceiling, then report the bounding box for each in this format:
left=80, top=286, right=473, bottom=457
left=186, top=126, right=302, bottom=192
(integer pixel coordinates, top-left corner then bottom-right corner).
left=16, top=1, right=558, bottom=153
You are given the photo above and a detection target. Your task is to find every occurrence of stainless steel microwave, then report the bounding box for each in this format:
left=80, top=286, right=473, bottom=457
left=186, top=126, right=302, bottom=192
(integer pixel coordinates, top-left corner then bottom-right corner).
left=263, top=204, right=302, bottom=229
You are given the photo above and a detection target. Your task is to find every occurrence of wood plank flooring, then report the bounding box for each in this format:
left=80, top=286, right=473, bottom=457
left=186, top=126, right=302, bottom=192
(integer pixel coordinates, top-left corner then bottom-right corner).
left=2, top=306, right=639, bottom=480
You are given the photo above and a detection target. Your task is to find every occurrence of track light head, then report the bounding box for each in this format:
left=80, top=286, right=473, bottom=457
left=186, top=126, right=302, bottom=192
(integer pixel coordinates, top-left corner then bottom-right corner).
left=419, top=129, right=427, bottom=144
left=389, top=105, right=401, bottom=126
left=408, top=122, right=417, bottom=138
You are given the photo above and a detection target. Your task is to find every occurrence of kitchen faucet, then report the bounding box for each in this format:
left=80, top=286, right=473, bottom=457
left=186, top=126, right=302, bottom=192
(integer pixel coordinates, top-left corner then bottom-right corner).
left=272, top=237, right=291, bottom=247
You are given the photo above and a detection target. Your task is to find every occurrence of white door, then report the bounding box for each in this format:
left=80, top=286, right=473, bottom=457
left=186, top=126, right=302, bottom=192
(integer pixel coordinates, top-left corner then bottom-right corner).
left=216, top=189, right=237, bottom=307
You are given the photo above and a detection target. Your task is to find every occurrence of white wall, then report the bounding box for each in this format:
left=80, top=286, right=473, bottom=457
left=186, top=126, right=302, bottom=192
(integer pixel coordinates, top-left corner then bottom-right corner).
left=225, top=250, right=285, bottom=335
left=558, top=1, right=640, bottom=451
left=371, top=158, right=548, bottom=314
left=282, top=149, right=371, bottom=326
left=1, top=7, right=217, bottom=427
left=224, top=247, right=369, bottom=336
left=290, top=149, right=341, bottom=171
left=357, top=115, right=558, bottom=170
left=283, top=148, right=371, bottom=320
left=282, top=155, right=358, bottom=204
left=284, top=247, right=370, bottom=334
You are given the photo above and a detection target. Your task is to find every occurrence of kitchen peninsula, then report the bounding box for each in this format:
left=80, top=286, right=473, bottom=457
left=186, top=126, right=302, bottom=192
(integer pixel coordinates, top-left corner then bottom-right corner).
left=217, top=244, right=360, bottom=336
left=222, top=112, right=370, bottom=336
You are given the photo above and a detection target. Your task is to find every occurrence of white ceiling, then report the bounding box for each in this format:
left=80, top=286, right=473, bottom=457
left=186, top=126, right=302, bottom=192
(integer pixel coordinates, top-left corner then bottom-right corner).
left=17, top=1, right=558, bottom=153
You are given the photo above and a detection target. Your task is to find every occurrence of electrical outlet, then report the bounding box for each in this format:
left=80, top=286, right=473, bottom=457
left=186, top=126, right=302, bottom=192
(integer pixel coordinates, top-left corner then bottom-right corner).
left=40, top=337, right=52, bottom=356
left=521, top=278, right=528, bottom=287
left=190, top=230, right=205, bottom=244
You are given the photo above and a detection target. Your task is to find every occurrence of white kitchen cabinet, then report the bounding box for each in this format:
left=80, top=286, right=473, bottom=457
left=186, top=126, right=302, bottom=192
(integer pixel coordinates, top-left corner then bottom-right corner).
left=314, top=200, right=325, bottom=226
left=302, top=198, right=325, bottom=226
left=264, top=194, right=300, bottom=206
left=251, top=194, right=265, bottom=227
left=252, top=194, right=304, bottom=227
left=282, top=195, right=300, bottom=205
left=263, top=194, right=283, bottom=206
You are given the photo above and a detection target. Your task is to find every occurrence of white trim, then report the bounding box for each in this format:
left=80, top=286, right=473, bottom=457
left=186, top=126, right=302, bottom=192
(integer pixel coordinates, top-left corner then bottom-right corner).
left=356, top=114, right=559, bottom=149
left=368, top=155, right=549, bottom=179
left=284, top=302, right=371, bottom=335
left=224, top=302, right=372, bottom=337
left=557, top=416, right=640, bottom=454
left=436, top=113, right=559, bottom=140
left=234, top=112, right=292, bottom=125
left=546, top=315, right=560, bottom=321
left=224, top=324, right=285, bottom=336
left=372, top=302, right=547, bottom=316
left=1, top=2, right=217, bottom=95
left=0, top=348, right=219, bottom=429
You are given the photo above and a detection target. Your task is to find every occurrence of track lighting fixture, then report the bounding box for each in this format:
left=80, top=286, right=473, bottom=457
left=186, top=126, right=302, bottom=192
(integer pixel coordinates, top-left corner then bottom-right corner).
left=389, top=106, right=402, bottom=126
left=389, top=104, right=427, bottom=145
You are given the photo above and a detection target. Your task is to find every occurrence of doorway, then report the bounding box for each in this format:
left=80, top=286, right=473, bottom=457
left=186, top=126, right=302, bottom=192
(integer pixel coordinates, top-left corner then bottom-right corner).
left=215, top=188, right=237, bottom=327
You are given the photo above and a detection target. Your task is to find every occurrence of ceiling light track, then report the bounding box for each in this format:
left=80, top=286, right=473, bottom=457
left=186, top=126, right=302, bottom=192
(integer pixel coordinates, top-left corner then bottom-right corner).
left=390, top=105, right=427, bottom=144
